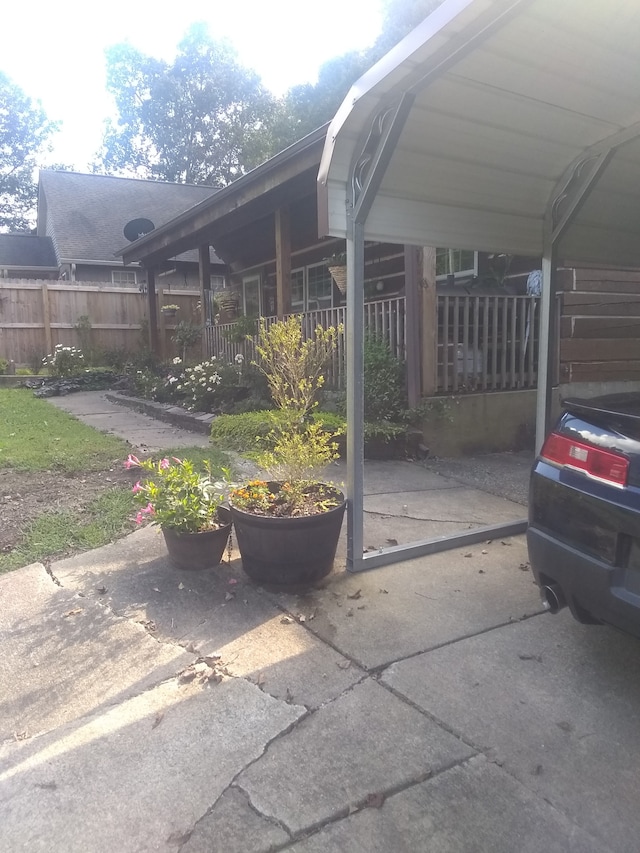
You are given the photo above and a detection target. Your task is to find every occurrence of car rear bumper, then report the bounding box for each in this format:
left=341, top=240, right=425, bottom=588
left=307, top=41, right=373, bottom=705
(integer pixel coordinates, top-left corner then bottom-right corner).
left=527, top=525, right=640, bottom=639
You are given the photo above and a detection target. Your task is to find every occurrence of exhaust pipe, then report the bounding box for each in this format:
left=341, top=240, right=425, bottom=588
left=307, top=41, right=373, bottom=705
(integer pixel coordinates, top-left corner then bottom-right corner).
left=540, top=584, right=567, bottom=614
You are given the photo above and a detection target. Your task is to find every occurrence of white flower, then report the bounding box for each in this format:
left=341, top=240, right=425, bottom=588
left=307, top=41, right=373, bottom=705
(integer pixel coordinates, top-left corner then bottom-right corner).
left=235, top=353, right=244, bottom=364
left=172, top=356, right=182, bottom=365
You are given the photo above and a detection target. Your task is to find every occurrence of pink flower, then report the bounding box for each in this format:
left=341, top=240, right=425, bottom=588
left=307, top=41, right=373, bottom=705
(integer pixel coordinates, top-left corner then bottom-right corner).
left=132, top=481, right=143, bottom=494
left=159, top=458, right=170, bottom=469
left=172, top=457, right=182, bottom=464
left=134, top=503, right=155, bottom=525
left=124, top=454, right=141, bottom=469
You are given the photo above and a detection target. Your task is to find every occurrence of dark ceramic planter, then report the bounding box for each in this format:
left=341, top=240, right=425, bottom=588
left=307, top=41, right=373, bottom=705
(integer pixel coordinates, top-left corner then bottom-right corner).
left=161, top=514, right=232, bottom=571
left=230, top=485, right=346, bottom=586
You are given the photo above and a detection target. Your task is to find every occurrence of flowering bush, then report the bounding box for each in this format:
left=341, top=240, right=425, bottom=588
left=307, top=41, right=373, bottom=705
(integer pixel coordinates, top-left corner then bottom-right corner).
left=43, top=344, right=85, bottom=377
left=179, top=358, right=223, bottom=411
left=125, top=453, right=230, bottom=533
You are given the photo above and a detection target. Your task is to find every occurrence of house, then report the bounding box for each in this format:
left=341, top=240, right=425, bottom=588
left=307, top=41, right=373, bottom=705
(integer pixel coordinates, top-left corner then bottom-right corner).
left=0, top=170, right=227, bottom=288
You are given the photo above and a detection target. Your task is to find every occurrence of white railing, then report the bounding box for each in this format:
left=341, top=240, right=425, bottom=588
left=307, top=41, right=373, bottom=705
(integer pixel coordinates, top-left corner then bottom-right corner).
left=204, top=293, right=546, bottom=394
left=205, top=297, right=406, bottom=389
left=437, top=294, right=543, bottom=393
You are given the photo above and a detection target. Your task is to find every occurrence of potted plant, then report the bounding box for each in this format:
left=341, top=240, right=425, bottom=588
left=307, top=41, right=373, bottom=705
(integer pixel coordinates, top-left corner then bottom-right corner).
left=227, top=316, right=346, bottom=586
left=323, top=251, right=348, bottom=295
left=161, top=304, right=180, bottom=318
left=125, top=453, right=232, bottom=571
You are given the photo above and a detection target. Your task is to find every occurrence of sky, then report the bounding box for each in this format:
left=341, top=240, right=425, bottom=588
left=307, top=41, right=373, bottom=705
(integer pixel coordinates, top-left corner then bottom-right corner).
left=2, top=0, right=384, bottom=170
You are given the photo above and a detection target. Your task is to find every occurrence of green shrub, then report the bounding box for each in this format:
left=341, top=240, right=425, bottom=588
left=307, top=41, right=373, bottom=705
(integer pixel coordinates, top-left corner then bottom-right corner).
left=336, top=334, right=407, bottom=422
left=209, top=410, right=286, bottom=451
left=0, top=357, right=8, bottom=374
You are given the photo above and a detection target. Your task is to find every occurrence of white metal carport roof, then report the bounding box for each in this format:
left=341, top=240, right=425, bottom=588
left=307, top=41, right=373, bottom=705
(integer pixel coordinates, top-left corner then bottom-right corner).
left=318, top=0, right=640, bottom=571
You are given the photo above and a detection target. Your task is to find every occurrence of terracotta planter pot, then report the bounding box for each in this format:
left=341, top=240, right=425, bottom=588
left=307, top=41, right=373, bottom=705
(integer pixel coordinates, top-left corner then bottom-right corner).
left=161, top=515, right=232, bottom=571
left=230, top=485, right=346, bottom=586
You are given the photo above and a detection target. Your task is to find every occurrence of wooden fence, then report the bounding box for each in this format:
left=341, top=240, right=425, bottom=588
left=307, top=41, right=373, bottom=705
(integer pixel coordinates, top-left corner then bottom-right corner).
left=0, top=280, right=200, bottom=364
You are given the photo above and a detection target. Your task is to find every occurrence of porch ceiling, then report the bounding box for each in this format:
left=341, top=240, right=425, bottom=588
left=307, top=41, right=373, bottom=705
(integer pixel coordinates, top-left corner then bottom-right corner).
left=318, top=0, right=640, bottom=267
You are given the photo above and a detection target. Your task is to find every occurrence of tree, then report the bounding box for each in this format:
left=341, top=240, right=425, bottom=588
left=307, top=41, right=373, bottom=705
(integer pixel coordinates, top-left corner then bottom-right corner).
left=255, top=0, right=446, bottom=156
left=98, top=23, right=276, bottom=186
left=0, top=72, right=58, bottom=231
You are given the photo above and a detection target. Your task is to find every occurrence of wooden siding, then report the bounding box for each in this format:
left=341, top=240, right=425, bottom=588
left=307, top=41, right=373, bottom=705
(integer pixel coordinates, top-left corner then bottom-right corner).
left=0, top=280, right=199, bottom=364
left=559, top=268, right=640, bottom=384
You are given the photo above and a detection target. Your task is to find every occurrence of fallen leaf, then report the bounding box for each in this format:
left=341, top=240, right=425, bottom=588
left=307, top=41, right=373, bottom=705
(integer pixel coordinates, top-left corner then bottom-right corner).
left=464, top=553, right=473, bottom=558
left=257, top=672, right=266, bottom=687
left=357, top=605, right=366, bottom=610
left=152, top=712, right=164, bottom=729
left=297, top=614, right=306, bottom=622
left=385, top=538, right=399, bottom=546
left=285, top=687, right=294, bottom=704
left=337, top=660, right=352, bottom=669
left=152, top=587, right=161, bottom=592
left=347, top=589, right=362, bottom=600
left=95, top=586, right=107, bottom=595
left=478, top=569, right=485, bottom=574
left=346, top=608, right=354, bottom=617
left=204, top=655, right=221, bottom=667
left=501, top=540, right=512, bottom=546
left=224, top=591, right=235, bottom=602
left=518, top=563, right=530, bottom=572
left=365, top=792, right=385, bottom=809
left=556, top=720, right=573, bottom=733
left=518, top=653, right=542, bottom=663
left=178, top=582, right=185, bottom=590
left=481, top=549, right=488, bottom=555
left=179, top=668, right=197, bottom=683
left=280, top=615, right=294, bottom=624
left=63, top=608, right=83, bottom=618
left=14, top=730, right=28, bottom=741
left=207, top=671, right=223, bottom=684
left=378, top=588, right=389, bottom=594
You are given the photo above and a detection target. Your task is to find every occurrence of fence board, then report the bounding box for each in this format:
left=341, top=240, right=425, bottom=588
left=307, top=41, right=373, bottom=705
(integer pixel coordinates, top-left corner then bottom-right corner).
left=0, top=279, right=200, bottom=364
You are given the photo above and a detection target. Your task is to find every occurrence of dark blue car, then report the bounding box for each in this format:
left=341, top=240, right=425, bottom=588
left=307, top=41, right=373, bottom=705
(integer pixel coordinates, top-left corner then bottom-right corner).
left=528, top=394, right=640, bottom=638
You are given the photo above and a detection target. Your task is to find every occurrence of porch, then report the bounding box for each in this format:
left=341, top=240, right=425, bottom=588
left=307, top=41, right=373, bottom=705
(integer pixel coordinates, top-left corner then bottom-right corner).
left=205, top=292, right=546, bottom=396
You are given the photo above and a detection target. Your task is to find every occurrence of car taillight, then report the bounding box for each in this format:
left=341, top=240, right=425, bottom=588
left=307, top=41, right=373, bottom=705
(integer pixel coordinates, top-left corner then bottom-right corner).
left=540, top=432, right=629, bottom=486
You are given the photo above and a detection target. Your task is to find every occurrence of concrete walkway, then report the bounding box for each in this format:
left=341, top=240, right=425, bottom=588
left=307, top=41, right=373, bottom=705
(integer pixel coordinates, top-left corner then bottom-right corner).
left=2, top=392, right=639, bottom=852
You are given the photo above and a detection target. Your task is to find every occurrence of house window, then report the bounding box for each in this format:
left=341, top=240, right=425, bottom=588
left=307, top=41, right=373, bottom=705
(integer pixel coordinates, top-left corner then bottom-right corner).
left=210, top=274, right=226, bottom=290
left=290, top=263, right=333, bottom=312
left=111, top=269, right=138, bottom=285
left=436, top=249, right=477, bottom=279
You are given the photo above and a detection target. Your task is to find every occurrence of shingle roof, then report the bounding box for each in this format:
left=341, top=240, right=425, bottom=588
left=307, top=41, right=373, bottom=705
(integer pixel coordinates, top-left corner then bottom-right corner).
left=39, top=171, right=222, bottom=265
left=0, top=233, right=57, bottom=268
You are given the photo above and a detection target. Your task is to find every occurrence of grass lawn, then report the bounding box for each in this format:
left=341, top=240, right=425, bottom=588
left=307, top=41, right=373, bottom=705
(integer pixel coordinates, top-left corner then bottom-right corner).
left=0, top=389, right=232, bottom=572
left=0, top=388, right=128, bottom=472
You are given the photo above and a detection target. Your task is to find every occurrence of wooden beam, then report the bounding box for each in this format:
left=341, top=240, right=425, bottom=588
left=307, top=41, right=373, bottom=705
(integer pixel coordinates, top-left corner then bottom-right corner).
left=198, top=243, right=211, bottom=358
left=147, top=269, right=159, bottom=355
left=420, top=247, right=438, bottom=395
left=275, top=206, right=291, bottom=318
left=404, top=245, right=422, bottom=408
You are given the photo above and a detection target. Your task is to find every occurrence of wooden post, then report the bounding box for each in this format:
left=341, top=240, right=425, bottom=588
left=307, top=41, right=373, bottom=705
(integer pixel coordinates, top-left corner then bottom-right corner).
left=147, top=268, right=160, bottom=355
left=404, top=245, right=422, bottom=408
left=198, top=243, right=211, bottom=358
left=421, top=247, right=438, bottom=396
left=275, top=207, right=291, bottom=317
left=41, top=281, right=52, bottom=356
left=159, top=287, right=168, bottom=360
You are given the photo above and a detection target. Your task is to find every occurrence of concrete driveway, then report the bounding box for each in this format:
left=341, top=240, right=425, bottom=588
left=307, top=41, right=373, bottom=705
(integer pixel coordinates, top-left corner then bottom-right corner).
left=1, top=392, right=639, bottom=851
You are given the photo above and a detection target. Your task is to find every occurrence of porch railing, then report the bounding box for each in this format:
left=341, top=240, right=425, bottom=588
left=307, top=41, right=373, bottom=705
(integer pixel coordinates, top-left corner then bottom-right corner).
left=437, top=294, right=545, bottom=393
left=204, top=293, right=547, bottom=394
left=204, top=297, right=407, bottom=390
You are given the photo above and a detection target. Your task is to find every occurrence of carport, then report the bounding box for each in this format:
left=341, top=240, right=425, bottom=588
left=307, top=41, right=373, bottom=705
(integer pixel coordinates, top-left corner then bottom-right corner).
left=318, top=0, right=640, bottom=571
